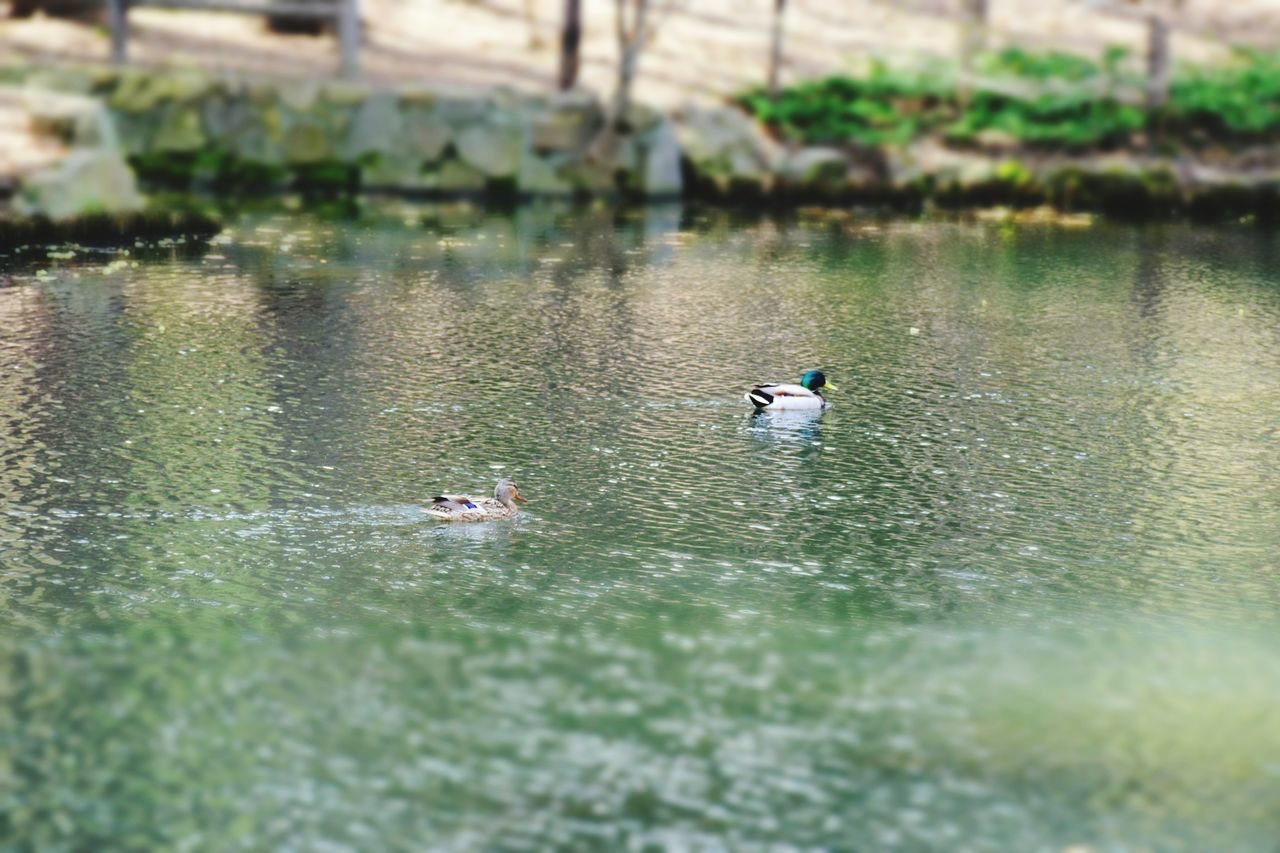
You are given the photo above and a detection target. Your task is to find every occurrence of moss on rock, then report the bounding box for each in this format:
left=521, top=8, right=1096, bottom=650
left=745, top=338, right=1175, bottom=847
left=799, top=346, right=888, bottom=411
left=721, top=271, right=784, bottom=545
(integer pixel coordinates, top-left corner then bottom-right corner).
left=1048, top=167, right=1182, bottom=218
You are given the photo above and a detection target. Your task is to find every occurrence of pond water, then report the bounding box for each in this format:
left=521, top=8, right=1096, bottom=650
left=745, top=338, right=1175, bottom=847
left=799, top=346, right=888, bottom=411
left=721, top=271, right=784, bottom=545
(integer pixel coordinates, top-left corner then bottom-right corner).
left=2, top=205, right=1279, bottom=850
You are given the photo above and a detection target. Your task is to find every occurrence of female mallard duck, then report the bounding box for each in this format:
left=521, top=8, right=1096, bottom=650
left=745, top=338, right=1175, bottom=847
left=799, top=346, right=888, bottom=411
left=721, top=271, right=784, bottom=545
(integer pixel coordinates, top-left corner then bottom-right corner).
left=745, top=369, right=836, bottom=410
left=425, top=478, right=528, bottom=522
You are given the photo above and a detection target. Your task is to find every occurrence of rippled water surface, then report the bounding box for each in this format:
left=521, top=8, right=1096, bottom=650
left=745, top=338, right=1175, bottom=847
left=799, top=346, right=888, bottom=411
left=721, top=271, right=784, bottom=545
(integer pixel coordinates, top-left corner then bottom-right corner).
left=3, top=206, right=1279, bottom=849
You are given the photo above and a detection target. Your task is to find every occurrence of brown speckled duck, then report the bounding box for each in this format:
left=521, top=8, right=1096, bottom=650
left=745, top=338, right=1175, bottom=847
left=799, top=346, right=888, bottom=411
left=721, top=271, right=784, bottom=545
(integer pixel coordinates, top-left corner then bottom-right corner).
left=424, top=478, right=527, bottom=522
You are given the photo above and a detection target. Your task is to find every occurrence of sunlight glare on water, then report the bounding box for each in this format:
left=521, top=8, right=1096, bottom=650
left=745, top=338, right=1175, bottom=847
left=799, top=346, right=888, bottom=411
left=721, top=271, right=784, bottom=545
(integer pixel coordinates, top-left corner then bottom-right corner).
left=1, top=205, right=1279, bottom=849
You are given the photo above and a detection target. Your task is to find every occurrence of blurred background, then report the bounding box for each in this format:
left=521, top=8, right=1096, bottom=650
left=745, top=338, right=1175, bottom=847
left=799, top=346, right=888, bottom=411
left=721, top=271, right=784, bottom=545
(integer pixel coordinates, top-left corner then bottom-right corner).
left=7, top=0, right=1280, bottom=223
left=4, top=0, right=1280, bottom=104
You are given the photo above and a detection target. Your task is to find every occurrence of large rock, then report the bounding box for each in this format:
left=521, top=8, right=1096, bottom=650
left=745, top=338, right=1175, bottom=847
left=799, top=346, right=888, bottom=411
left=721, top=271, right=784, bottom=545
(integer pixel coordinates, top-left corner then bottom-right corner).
left=457, top=119, right=525, bottom=178
left=675, top=105, right=780, bottom=195
left=624, top=102, right=663, bottom=135
left=639, top=119, right=682, bottom=197
left=560, top=158, right=614, bottom=194
left=277, top=83, right=351, bottom=165
left=280, top=103, right=340, bottom=163
left=108, top=70, right=213, bottom=113
left=517, top=152, right=574, bottom=196
left=397, top=85, right=436, bottom=107
left=277, top=80, right=322, bottom=112
left=16, top=148, right=144, bottom=220
left=282, top=121, right=332, bottom=164
left=21, top=66, right=102, bottom=96
left=341, top=91, right=403, bottom=160
left=675, top=105, right=778, bottom=166
left=200, top=94, right=238, bottom=139
left=431, top=95, right=490, bottom=127
left=889, top=139, right=992, bottom=187
left=429, top=158, right=487, bottom=193
left=613, top=135, right=641, bottom=177
left=151, top=104, right=206, bottom=152
left=728, top=146, right=769, bottom=185
left=529, top=90, right=601, bottom=154
left=781, top=146, right=848, bottom=188
left=934, top=154, right=1005, bottom=187
left=401, top=107, right=453, bottom=162
left=361, top=155, right=429, bottom=191
left=321, top=80, right=369, bottom=107
left=530, top=103, right=600, bottom=153
left=227, top=102, right=285, bottom=165
left=25, top=89, right=117, bottom=148
left=1046, top=163, right=1181, bottom=215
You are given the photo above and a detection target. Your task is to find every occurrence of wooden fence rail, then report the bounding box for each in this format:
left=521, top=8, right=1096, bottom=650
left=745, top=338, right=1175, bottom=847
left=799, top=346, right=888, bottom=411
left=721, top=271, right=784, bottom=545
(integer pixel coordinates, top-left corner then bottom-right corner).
left=104, top=0, right=361, bottom=77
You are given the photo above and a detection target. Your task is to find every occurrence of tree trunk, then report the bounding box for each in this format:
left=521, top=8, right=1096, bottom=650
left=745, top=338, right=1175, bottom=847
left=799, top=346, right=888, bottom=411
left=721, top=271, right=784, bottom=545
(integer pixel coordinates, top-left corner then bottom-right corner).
left=558, top=0, right=582, bottom=90
left=592, top=0, right=649, bottom=158
left=767, top=0, right=787, bottom=99
left=958, top=0, right=987, bottom=107
left=584, top=0, right=660, bottom=166
left=1146, top=13, right=1171, bottom=112
left=610, top=0, right=648, bottom=131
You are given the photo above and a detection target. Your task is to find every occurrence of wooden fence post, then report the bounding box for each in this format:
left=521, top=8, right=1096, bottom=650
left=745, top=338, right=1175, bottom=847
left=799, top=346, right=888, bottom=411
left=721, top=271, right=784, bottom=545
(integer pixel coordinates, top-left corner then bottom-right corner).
left=107, top=0, right=128, bottom=63
left=338, top=0, right=360, bottom=78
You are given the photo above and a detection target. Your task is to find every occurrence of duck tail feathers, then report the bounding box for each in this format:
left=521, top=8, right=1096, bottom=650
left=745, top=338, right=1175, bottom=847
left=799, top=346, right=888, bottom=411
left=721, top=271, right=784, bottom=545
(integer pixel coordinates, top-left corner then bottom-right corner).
left=746, top=388, right=774, bottom=408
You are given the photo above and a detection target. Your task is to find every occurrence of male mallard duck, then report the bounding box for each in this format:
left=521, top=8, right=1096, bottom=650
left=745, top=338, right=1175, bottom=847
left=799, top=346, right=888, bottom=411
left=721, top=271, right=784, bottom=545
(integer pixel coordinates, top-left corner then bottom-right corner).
left=424, top=478, right=528, bottom=522
left=745, top=369, right=836, bottom=410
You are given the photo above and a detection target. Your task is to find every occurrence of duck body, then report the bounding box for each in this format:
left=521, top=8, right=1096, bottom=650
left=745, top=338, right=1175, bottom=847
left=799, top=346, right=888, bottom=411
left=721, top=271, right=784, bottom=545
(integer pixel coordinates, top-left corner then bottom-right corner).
left=746, top=370, right=835, bottom=411
left=424, top=478, right=527, bottom=522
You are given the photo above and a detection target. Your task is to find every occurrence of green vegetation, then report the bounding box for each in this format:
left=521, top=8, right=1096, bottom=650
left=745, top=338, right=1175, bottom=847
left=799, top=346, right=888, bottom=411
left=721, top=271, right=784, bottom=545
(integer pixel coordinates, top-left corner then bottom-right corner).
left=947, top=47, right=1143, bottom=147
left=741, top=48, right=1280, bottom=150
left=947, top=90, right=1142, bottom=147
left=739, top=61, right=951, bottom=147
left=1170, top=49, right=1280, bottom=138
left=128, top=149, right=354, bottom=196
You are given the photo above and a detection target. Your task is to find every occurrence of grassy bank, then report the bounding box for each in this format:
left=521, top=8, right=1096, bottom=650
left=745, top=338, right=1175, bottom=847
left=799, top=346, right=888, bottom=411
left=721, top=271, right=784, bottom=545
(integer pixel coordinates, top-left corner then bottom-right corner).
left=740, top=48, right=1280, bottom=152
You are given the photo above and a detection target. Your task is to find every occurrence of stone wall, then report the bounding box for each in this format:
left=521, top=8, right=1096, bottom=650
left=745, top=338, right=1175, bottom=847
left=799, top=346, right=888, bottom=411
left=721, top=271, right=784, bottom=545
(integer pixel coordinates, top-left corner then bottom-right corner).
left=10, top=64, right=1280, bottom=222
left=672, top=103, right=1280, bottom=220
left=16, top=66, right=682, bottom=202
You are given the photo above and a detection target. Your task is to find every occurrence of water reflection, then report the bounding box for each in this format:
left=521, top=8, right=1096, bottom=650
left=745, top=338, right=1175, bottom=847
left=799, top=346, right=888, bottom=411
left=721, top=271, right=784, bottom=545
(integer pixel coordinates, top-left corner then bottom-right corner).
left=745, top=407, right=827, bottom=443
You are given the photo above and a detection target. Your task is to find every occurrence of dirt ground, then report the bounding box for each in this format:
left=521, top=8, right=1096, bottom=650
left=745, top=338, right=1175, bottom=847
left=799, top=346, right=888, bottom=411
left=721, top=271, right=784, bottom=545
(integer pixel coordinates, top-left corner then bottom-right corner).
left=2, top=0, right=1279, bottom=108
left=0, top=86, right=64, bottom=183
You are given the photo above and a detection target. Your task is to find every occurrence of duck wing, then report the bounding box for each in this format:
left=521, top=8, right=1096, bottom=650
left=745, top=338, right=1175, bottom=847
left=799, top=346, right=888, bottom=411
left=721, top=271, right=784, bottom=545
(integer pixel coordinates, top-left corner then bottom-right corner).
left=746, top=383, right=819, bottom=407
left=756, top=383, right=817, bottom=397
left=432, top=495, right=479, bottom=511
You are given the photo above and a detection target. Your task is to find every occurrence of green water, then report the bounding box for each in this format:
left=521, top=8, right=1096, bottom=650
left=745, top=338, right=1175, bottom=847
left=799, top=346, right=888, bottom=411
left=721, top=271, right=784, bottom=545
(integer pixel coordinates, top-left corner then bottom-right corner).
left=2, top=206, right=1279, bottom=850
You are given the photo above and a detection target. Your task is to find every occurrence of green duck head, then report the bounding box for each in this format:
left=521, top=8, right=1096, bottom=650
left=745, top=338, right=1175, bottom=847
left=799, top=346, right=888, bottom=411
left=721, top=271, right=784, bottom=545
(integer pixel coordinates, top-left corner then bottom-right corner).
left=801, top=369, right=836, bottom=392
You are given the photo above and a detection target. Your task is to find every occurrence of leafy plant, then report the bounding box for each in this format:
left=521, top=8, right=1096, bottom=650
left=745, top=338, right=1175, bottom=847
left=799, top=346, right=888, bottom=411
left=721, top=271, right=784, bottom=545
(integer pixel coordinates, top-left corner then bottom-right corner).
left=1170, top=48, right=1280, bottom=136
left=977, top=47, right=1101, bottom=82
left=738, top=61, right=955, bottom=147
left=739, top=47, right=1280, bottom=150
left=946, top=90, right=1143, bottom=148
